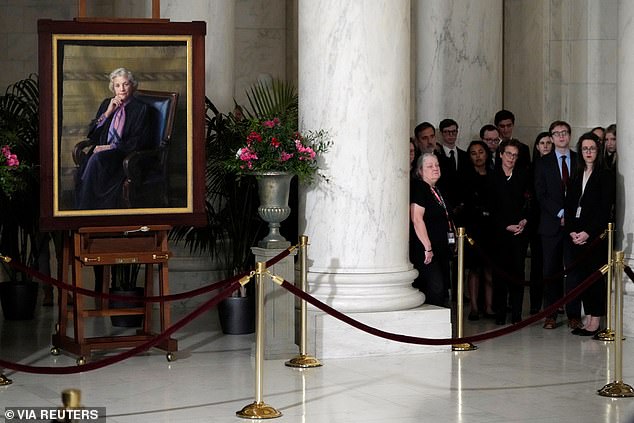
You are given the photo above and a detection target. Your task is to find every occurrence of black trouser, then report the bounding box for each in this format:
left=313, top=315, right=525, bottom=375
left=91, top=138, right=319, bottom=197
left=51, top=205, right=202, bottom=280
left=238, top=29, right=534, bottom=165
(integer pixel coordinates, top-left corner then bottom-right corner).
left=541, top=231, right=564, bottom=319
left=493, top=233, right=527, bottom=321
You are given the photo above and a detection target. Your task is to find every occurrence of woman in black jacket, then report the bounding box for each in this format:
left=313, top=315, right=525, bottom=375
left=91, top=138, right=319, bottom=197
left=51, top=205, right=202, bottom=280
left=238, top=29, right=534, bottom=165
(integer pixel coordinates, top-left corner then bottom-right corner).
left=564, top=132, right=615, bottom=336
left=489, top=139, right=531, bottom=324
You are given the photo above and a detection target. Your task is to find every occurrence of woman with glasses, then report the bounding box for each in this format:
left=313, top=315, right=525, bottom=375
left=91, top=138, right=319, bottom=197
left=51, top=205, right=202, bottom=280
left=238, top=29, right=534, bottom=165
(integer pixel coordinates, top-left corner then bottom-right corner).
left=564, top=132, right=615, bottom=336
left=489, top=139, right=531, bottom=324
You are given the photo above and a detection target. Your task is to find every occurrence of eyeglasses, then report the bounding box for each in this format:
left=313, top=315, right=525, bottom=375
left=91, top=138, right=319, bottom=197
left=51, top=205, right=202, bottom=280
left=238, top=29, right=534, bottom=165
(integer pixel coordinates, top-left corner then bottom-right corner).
left=551, top=130, right=569, bottom=137
left=442, top=129, right=458, bottom=135
left=503, top=151, right=519, bottom=158
left=581, top=146, right=597, bottom=153
left=484, top=138, right=500, bottom=143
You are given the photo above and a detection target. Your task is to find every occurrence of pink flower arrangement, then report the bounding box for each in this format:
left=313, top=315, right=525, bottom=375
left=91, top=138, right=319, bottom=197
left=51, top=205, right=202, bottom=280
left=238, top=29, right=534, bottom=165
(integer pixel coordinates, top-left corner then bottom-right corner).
left=0, top=144, right=28, bottom=198
left=226, top=116, right=331, bottom=183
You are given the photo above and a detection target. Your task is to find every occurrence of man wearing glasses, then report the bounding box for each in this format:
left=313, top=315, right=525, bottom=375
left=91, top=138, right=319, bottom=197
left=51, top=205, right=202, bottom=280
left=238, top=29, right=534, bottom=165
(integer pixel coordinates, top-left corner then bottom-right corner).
left=534, top=120, right=578, bottom=330
left=480, top=124, right=501, bottom=170
left=437, top=118, right=469, bottom=223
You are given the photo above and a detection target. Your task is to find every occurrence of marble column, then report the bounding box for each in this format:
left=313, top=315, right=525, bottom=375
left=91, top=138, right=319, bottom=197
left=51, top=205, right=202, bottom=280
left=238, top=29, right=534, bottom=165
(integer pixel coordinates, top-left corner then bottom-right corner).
left=413, top=0, right=502, bottom=142
left=298, top=0, right=449, bottom=358
left=161, top=0, right=235, bottom=112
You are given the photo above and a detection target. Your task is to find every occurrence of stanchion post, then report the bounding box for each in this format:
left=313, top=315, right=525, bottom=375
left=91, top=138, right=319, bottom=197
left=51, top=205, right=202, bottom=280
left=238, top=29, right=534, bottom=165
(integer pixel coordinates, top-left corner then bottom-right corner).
left=0, top=370, right=12, bottom=386
left=236, top=262, right=283, bottom=419
left=452, top=228, right=477, bottom=352
left=598, top=251, right=634, bottom=397
left=597, top=223, right=615, bottom=341
left=286, top=235, right=322, bottom=368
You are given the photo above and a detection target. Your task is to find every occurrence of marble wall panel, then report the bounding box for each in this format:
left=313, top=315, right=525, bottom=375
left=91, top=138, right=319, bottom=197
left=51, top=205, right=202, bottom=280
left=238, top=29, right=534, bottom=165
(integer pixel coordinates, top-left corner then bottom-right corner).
left=569, top=39, right=615, bottom=84
left=235, top=28, right=287, bottom=108
left=503, top=0, right=548, bottom=129
left=236, top=0, right=286, bottom=29
left=570, top=0, right=617, bottom=40
left=414, top=0, right=503, bottom=143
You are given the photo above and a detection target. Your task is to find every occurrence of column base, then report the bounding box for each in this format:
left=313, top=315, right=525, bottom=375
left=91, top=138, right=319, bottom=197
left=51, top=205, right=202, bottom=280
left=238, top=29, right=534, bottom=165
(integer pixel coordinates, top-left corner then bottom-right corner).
left=306, top=304, right=451, bottom=359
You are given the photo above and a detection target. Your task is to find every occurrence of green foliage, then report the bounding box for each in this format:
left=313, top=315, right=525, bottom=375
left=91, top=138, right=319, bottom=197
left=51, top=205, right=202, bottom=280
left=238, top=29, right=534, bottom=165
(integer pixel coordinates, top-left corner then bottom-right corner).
left=0, top=74, right=41, bottom=282
left=171, top=78, right=329, bottom=295
left=244, top=79, right=298, bottom=125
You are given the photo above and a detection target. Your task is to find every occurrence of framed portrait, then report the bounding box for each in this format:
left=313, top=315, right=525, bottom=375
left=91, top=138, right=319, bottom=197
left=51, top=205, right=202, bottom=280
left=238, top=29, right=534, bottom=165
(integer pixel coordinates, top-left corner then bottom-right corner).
left=38, top=19, right=207, bottom=230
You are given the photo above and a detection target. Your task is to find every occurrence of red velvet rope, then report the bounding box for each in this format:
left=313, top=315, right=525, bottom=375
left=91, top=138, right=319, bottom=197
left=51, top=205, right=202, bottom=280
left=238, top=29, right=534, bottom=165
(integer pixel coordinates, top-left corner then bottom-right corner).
left=467, top=230, right=606, bottom=287
left=0, top=279, right=241, bottom=374
left=1, top=246, right=292, bottom=304
left=0, top=246, right=293, bottom=374
left=280, top=269, right=605, bottom=346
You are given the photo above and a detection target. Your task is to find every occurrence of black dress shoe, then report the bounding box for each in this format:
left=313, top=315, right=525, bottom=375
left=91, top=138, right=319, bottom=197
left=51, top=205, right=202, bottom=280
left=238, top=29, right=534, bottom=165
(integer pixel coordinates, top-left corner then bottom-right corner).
left=577, top=328, right=601, bottom=337
left=571, top=327, right=584, bottom=335
left=495, top=317, right=506, bottom=325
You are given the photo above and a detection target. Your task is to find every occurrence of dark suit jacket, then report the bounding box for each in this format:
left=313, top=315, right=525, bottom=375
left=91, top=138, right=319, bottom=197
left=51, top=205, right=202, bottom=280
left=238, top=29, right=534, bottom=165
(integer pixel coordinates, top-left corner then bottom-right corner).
left=534, top=150, right=578, bottom=236
left=564, top=167, right=615, bottom=239
left=437, top=145, right=470, bottom=225
left=88, top=96, right=150, bottom=154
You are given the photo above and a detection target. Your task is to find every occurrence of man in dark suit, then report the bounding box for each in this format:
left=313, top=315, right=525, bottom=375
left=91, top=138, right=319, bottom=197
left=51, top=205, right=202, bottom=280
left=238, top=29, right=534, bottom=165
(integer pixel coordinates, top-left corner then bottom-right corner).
left=495, top=109, right=531, bottom=171
left=534, top=120, right=578, bottom=329
left=436, top=118, right=469, bottom=226
left=436, top=118, right=470, bottom=304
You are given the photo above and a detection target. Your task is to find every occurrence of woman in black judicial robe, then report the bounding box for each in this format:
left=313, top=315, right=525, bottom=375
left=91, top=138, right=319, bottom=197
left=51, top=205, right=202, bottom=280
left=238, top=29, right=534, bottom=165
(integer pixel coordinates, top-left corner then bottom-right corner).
left=76, top=67, right=150, bottom=209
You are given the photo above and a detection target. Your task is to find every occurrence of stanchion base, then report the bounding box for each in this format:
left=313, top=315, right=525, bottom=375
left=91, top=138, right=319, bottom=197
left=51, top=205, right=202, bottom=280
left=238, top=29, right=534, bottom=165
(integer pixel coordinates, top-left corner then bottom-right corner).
left=594, top=329, right=615, bottom=342
left=452, top=343, right=477, bottom=352
left=0, top=374, right=13, bottom=386
left=285, top=354, right=322, bottom=368
left=598, top=381, right=634, bottom=397
left=236, top=401, right=282, bottom=419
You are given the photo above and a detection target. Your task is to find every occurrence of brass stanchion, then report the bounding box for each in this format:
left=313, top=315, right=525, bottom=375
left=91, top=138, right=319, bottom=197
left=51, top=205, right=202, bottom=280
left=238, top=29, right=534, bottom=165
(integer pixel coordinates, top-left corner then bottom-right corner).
left=598, top=251, right=634, bottom=397
left=286, top=235, right=322, bottom=368
left=52, top=388, right=81, bottom=423
left=237, top=261, right=283, bottom=419
left=452, top=227, right=477, bottom=352
left=0, top=371, right=12, bottom=386
left=596, top=223, right=615, bottom=341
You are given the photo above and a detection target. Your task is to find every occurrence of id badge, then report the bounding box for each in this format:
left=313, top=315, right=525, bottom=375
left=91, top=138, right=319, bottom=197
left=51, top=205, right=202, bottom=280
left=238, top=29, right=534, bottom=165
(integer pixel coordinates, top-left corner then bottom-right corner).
left=447, top=232, right=455, bottom=245
left=576, top=206, right=581, bottom=218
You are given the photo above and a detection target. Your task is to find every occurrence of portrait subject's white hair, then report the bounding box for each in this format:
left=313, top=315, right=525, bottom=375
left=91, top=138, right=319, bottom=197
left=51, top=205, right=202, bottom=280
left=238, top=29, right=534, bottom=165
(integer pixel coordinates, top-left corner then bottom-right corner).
left=108, top=67, right=138, bottom=93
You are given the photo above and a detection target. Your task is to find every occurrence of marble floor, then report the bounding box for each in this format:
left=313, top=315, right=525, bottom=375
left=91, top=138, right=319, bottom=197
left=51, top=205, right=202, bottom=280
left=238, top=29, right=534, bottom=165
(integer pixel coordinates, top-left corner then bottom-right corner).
left=2, top=299, right=634, bottom=423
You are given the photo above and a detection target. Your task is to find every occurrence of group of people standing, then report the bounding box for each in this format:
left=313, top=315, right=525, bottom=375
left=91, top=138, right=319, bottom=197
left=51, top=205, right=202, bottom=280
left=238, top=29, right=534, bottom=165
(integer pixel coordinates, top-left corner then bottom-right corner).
left=409, top=110, right=617, bottom=335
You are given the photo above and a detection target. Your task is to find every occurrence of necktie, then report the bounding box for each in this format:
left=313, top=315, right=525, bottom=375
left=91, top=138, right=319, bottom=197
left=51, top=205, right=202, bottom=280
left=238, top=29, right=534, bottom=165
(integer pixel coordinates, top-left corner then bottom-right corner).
left=561, top=155, right=569, bottom=189
left=449, top=149, right=457, bottom=170
left=108, top=105, right=126, bottom=146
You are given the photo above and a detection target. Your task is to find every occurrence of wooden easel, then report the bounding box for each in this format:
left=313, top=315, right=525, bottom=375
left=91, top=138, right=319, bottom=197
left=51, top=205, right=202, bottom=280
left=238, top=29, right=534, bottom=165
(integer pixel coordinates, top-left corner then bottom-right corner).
left=52, top=225, right=177, bottom=363
left=76, top=0, right=168, bottom=22
left=49, top=1, right=179, bottom=363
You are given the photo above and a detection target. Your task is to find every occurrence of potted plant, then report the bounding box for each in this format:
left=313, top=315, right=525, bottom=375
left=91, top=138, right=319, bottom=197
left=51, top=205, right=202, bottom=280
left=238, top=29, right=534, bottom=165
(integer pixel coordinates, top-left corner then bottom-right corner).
left=172, top=98, right=264, bottom=334
left=108, top=264, right=144, bottom=327
left=172, top=79, right=330, bottom=334
left=0, top=75, right=43, bottom=321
